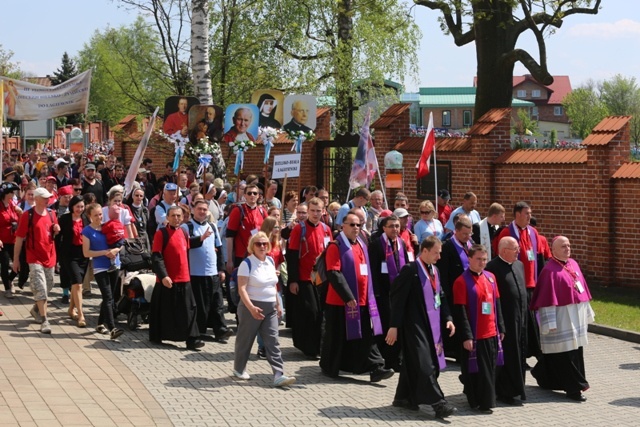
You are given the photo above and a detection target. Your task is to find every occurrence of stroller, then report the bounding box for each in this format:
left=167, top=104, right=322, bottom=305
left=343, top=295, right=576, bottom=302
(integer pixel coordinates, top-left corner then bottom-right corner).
left=117, top=273, right=156, bottom=331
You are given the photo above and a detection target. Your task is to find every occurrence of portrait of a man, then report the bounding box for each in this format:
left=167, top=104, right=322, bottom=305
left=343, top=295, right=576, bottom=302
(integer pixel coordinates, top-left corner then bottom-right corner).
left=283, top=95, right=316, bottom=133
left=163, top=96, right=200, bottom=136
left=223, top=104, right=260, bottom=143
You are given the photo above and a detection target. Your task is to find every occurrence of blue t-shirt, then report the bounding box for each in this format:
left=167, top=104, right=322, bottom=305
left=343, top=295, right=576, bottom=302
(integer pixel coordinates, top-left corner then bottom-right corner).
left=445, top=207, right=481, bottom=231
left=82, top=225, right=120, bottom=273
left=181, top=220, right=222, bottom=276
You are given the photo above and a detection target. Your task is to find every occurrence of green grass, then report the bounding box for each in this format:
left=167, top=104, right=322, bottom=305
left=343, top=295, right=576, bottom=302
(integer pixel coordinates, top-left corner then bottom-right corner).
left=589, top=285, right=640, bottom=333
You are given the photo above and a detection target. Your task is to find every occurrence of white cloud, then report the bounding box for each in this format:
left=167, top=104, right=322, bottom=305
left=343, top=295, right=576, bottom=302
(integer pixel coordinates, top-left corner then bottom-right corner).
left=567, top=19, right=640, bottom=39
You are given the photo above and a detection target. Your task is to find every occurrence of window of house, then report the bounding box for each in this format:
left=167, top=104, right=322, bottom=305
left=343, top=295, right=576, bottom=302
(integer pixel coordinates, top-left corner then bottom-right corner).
left=463, top=110, right=472, bottom=127
left=532, top=106, right=539, bottom=118
left=531, top=89, right=541, bottom=98
left=418, top=161, right=452, bottom=201
left=442, top=110, right=451, bottom=127
left=517, top=89, right=526, bottom=98
left=554, top=106, right=563, bottom=116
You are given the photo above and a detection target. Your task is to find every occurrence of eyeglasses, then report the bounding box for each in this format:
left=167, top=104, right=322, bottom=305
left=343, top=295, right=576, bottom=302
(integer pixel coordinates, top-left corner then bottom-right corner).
left=246, top=191, right=258, bottom=196
left=254, top=242, right=269, bottom=248
left=420, top=210, right=434, bottom=214
left=344, top=223, right=361, bottom=228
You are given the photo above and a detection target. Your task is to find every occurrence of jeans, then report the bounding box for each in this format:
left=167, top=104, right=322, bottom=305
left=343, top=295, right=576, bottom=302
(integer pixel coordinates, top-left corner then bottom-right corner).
left=95, top=269, right=119, bottom=330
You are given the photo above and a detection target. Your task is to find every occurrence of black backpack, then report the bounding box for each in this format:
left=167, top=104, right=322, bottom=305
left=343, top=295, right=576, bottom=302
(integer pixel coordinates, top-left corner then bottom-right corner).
left=147, top=202, right=167, bottom=245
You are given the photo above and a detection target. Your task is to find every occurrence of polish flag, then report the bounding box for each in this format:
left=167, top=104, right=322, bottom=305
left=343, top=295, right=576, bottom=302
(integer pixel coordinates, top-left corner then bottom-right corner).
left=416, top=112, right=436, bottom=179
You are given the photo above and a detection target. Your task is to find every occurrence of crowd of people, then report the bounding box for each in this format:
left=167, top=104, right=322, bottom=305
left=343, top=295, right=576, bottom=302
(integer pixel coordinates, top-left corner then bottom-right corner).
left=0, top=146, right=595, bottom=415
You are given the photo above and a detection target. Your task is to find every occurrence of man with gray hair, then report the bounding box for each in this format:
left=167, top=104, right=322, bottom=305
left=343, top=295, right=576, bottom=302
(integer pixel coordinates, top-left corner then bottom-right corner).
left=366, top=190, right=385, bottom=234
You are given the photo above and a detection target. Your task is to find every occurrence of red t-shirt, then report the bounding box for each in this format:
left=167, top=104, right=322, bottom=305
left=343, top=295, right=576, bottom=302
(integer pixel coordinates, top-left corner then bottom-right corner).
left=226, top=204, right=266, bottom=259
left=325, top=239, right=368, bottom=306
left=494, top=226, right=539, bottom=288
left=101, top=219, right=126, bottom=246
left=72, top=218, right=84, bottom=246
left=399, top=228, right=415, bottom=255
left=0, top=202, right=20, bottom=244
left=438, top=204, right=453, bottom=226
left=288, top=220, right=332, bottom=281
left=16, top=209, right=58, bottom=268
left=152, top=227, right=190, bottom=283
left=267, top=244, right=285, bottom=269
left=453, top=272, right=499, bottom=340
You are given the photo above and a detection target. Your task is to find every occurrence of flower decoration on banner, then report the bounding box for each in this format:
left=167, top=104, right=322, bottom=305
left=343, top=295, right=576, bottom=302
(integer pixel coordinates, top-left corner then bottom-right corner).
left=228, top=139, right=256, bottom=175
left=157, top=130, right=189, bottom=172
left=259, top=126, right=279, bottom=164
left=196, top=154, right=212, bottom=178
left=287, top=130, right=315, bottom=154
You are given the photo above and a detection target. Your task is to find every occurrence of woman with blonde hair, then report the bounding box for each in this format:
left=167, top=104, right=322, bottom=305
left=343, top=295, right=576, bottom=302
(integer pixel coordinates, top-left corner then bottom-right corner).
left=233, top=231, right=295, bottom=387
left=413, top=200, right=444, bottom=242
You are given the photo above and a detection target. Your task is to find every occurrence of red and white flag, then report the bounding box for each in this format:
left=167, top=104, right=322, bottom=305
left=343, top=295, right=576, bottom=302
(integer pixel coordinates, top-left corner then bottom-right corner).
left=416, top=112, right=436, bottom=179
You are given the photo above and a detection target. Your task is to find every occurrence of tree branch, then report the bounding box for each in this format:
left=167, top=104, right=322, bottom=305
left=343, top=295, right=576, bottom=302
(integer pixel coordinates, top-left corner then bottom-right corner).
left=414, top=0, right=474, bottom=45
left=273, top=41, right=329, bottom=61
left=502, top=48, right=552, bottom=85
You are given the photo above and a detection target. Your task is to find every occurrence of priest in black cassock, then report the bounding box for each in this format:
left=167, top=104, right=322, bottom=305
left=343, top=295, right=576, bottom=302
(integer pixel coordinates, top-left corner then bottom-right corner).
left=485, top=237, right=527, bottom=405
left=386, top=236, right=457, bottom=419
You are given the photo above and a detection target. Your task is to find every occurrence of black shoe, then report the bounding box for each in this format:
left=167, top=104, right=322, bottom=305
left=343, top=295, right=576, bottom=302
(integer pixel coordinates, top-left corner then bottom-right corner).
left=61, top=295, right=70, bottom=304
left=433, top=402, right=456, bottom=419
left=476, top=407, right=493, bottom=414
left=392, top=399, right=419, bottom=411
left=498, top=395, right=523, bottom=406
left=567, top=392, right=587, bottom=402
left=257, top=347, right=267, bottom=360
left=215, top=329, right=233, bottom=342
left=107, top=264, right=118, bottom=273
left=304, top=353, right=320, bottom=360
left=110, top=328, right=124, bottom=340
left=186, top=339, right=205, bottom=350
left=370, top=367, right=394, bottom=383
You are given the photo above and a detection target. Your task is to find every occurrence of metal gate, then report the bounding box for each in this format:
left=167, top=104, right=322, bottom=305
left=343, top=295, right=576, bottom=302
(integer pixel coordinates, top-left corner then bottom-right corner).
left=315, top=134, right=360, bottom=203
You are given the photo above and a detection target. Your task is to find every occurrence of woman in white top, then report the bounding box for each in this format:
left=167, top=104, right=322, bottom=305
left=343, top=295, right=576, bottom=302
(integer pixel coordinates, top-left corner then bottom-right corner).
left=101, top=185, right=136, bottom=238
left=233, top=231, right=296, bottom=387
left=413, top=200, right=445, bottom=242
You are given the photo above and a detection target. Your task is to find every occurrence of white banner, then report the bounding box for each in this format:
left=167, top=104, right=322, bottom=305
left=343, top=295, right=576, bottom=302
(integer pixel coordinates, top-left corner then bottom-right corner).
left=1, top=70, right=91, bottom=121
left=272, top=153, right=301, bottom=179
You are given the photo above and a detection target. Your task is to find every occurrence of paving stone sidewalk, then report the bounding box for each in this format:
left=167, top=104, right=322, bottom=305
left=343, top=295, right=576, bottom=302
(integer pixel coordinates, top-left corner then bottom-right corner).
left=1, top=283, right=640, bottom=426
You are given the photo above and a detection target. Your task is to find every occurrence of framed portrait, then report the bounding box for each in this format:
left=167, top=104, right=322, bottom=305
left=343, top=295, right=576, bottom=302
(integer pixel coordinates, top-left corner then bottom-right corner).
left=162, top=95, right=200, bottom=136
left=251, top=89, right=285, bottom=129
left=223, top=104, right=260, bottom=143
left=282, top=95, right=317, bottom=133
left=188, top=105, right=224, bottom=143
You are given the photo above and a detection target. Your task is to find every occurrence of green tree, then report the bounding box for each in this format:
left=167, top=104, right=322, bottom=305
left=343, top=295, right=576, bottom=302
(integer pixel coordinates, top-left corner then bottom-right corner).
left=51, top=52, right=83, bottom=126
left=76, top=17, right=174, bottom=124
left=417, top=0, right=601, bottom=120
left=563, top=85, right=608, bottom=139
left=512, top=108, right=538, bottom=136
left=600, top=75, right=640, bottom=145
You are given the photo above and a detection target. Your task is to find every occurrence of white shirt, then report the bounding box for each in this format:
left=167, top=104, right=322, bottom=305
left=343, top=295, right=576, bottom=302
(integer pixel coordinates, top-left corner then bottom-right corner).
left=237, top=254, right=278, bottom=302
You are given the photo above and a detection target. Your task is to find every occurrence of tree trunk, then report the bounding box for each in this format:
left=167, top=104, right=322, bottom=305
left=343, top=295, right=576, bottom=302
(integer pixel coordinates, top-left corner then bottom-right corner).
left=335, top=0, right=353, bottom=134
left=191, top=0, right=213, bottom=104
left=473, top=1, right=516, bottom=121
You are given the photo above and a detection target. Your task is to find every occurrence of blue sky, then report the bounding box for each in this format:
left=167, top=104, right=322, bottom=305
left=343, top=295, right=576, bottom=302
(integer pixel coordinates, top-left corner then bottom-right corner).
left=1, top=0, right=638, bottom=92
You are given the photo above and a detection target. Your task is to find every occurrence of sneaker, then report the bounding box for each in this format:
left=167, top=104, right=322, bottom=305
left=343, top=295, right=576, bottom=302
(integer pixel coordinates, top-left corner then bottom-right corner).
left=110, top=328, right=124, bottom=340
left=96, top=324, right=109, bottom=335
left=61, top=294, right=69, bottom=304
left=232, top=370, right=250, bottom=380
left=41, top=320, right=52, bottom=334
left=30, top=305, right=43, bottom=324
left=274, top=375, right=296, bottom=387
left=5, top=289, right=14, bottom=299
left=257, top=347, right=267, bottom=360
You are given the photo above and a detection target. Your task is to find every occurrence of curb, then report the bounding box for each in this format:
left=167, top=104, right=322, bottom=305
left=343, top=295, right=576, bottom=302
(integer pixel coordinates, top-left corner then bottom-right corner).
left=589, top=323, right=640, bottom=344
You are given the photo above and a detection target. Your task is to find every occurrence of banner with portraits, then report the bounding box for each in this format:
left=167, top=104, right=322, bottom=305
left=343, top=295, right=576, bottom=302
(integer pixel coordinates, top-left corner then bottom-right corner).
left=162, top=95, right=200, bottom=136
left=188, top=105, right=224, bottom=143
left=283, top=94, right=317, bottom=133
left=223, top=104, right=260, bottom=143
left=251, top=89, right=284, bottom=129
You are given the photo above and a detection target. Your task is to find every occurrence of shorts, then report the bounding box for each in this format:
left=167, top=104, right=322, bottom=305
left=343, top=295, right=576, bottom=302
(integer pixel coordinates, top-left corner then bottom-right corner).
left=29, top=263, right=54, bottom=301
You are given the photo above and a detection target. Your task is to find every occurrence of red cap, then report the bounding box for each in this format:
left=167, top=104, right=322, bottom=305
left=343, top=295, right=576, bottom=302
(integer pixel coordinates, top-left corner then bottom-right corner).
left=379, top=209, right=393, bottom=218
left=58, top=185, right=73, bottom=196
left=46, top=176, right=57, bottom=182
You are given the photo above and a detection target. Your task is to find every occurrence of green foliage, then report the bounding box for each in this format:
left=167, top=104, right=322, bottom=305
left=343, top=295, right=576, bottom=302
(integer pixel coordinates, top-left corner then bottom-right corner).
left=51, top=52, right=84, bottom=125
left=599, top=74, right=640, bottom=144
left=590, top=285, right=640, bottom=333
left=563, top=86, right=609, bottom=139
left=76, top=17, right=174, bottom=125
left=512, top=108, right=538, bottom=136
left=549, top=128, right=557, bottom=145
left=0, top=44, right=23, bottom=78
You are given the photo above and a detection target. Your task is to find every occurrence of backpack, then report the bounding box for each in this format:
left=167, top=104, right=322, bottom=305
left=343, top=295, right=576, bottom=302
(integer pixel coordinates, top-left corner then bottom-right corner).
left=229, top=256, right=274, bottom=306
left=27, top=208, right=55, bottom=250
left=159, top=226, right=190, bottom=253
left=311, top=241, right=337, bottom=287
left=147, top=202, right=167, bottom=245
left=185, top=220, right=219, bottom=245
left=299, top=220, right=330, bottom=259
left=233, top=203, right=267, bottom=229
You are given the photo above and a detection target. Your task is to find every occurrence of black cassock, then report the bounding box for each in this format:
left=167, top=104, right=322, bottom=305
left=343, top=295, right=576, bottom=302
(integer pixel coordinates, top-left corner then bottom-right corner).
left=485, top=257, right=528, bottom=400
left=436, top=239, right=465, bottom=358
left=389, top=263, right=452, bottom=406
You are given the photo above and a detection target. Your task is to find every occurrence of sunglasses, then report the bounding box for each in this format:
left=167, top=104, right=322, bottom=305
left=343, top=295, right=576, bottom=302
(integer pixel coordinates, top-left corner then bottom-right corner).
left=73, top=188, right=83, bottom=192
left=254, top=242, right=269, bottom=247
left=344, top=223, right=361, bottom=228
left=246, top=191, right=259, bottom=196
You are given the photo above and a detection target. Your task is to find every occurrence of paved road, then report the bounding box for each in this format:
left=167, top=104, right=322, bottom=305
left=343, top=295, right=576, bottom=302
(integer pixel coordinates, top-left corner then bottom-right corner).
left=1, top=284, right=640, bottom=426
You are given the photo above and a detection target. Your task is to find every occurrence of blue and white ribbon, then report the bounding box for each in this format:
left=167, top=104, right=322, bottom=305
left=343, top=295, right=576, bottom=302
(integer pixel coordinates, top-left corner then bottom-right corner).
left=291, top=134, right=306, bottom=154
left=264, top=136, right=274, bottom=163
left=196, top=154, right=212, bottom=178
left=234, top=151, right=244, bottom=176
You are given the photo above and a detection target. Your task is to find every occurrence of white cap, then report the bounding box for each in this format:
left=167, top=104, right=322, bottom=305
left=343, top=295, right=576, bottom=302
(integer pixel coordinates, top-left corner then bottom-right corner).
left=34, top=187, right=53, bottom=199
left=54, top=158, right=69, bottom=167
left=393, top=208, right=410, bottom=218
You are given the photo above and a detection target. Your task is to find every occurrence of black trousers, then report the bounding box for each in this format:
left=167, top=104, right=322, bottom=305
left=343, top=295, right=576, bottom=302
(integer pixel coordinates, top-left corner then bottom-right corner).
left=17, top=245, right=29, bottom=287
left=95, top=270, right=119, bottom=330
left=0, top=244, right=17, bottom=291
left=460, top=337, right=498, bottom=410
left=191, top=275, right=228, bottom=335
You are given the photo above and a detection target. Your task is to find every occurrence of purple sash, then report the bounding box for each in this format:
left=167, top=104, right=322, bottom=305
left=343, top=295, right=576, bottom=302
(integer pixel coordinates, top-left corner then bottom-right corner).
left=337, top=233, right=383, bottom=340
left=416, top=260, right=446, bottom=370
left=509, top=222, right=538, bottom=280
left=381, top=234, right=406, bottom=283
left=462, top=269, right=504, bottom=374
left=452, top=237, right=471, bottom=270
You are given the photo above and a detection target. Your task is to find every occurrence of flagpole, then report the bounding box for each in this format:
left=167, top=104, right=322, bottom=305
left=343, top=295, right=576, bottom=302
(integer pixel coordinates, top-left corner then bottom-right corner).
left=376, top=167, right=388, bottom=209
left=433, top=139, right=438, bottom=212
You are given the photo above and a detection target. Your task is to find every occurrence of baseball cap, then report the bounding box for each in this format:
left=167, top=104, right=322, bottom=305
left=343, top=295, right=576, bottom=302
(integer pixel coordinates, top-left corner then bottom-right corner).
left=46, top=176, right=57, bottom=182
left=85, top=162, right=96, bottom=170
left=379, top=209, right=393, bottom=218
left=164, top=183, right=178, bottom=191
left=393, top=208, right=409, bottom=218
left=438, top=189, right=451, bottom=200
left=58, top=185, right=73, bottom=196
left=34, top=187, right=53, bottom=199
left=54, top=158, right=69, bottom=167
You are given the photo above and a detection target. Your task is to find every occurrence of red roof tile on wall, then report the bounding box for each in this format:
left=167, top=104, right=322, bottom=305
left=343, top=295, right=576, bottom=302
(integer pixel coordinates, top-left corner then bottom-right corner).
left=494, top=149, right=587, bottom=164
left=612, top=162, right=640, bottom=179
left=371, top=103, right=411, bottom=128
left=582, top=116, right=632, bottom=145
left=466, top=108, right=511, bottom=136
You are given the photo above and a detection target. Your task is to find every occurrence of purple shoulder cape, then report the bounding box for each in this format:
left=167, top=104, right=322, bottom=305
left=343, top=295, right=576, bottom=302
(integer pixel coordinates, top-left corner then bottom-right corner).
left=530, top=258, right=592, bottom=310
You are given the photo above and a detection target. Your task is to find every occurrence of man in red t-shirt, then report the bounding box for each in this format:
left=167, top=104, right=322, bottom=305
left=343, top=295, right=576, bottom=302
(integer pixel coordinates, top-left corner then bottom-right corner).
left=13, top=187, right=60, bottom=334
left=319, top=211, right=394, bottom=383
left=149, top=205, right=202, bottom=351
left=453, top=244, right=505, bottom=414
left=285, top=197, right=332, bottom=358
left=225, top=184, right=267, bottom=272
